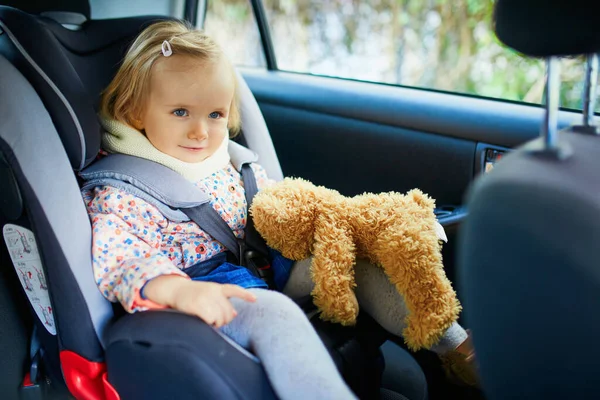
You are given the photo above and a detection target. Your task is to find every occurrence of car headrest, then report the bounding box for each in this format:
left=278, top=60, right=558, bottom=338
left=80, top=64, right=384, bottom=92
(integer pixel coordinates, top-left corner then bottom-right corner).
left=494, top=0, right=600, bottom=57
left=0, top=6, right=174, bottom=171
left=0, top=6, right=100, bottom=170
left=1, top=0, right=90, bottom=21
left=0, top=6, right=284, bottom=180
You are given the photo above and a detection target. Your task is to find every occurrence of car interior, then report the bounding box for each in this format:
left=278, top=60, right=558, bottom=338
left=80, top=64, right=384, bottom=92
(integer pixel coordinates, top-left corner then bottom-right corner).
left=0, top=0, right=598, bottom=399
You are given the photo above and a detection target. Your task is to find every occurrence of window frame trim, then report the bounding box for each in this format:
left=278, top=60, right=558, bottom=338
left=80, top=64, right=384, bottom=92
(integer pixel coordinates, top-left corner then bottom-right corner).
left=249, top=0, right=277, bottom=70
left=183, top=0, right=199, bottom=25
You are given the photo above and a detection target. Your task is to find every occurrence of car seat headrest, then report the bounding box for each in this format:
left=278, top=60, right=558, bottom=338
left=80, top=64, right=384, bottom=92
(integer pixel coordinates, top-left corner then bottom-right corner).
left=41, top=11, right=87, bottom=30
left=494, top=0, right=600, bottom=57
left=1, top=0, right=90, bottom=21
left=0, top=6, right=100, bottom=170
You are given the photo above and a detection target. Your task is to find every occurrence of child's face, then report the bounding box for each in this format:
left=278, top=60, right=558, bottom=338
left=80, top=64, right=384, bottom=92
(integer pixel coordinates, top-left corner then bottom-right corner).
left=138, top=54, right=235, bottom=163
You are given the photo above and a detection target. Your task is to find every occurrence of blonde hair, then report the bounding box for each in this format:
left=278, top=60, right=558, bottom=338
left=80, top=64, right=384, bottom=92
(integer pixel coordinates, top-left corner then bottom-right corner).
left=100, top=20, right=241, bottom=135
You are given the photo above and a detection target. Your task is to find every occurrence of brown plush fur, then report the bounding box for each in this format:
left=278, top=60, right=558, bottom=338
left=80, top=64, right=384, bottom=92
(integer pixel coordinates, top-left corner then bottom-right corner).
left=250, top=178, right=461, bottom=350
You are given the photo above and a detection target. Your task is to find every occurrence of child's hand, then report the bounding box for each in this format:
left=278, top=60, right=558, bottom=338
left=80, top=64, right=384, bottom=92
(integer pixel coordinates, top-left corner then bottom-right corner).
left=170, top=280, right=257, bottom=327
left=144, top=275, right=256, bottom=327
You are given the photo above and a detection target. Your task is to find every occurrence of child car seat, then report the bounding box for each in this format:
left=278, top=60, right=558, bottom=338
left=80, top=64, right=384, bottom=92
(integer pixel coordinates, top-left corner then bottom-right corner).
left=0, top=2, right=426, bottom=399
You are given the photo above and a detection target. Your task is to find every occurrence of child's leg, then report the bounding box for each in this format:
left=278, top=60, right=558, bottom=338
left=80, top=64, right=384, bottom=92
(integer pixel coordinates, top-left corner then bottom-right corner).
left=352, top=259, right=468, bottom=354
left=220, top=288, right=356, bottom=400
left=352, top=260, right=479, bottom=386
left=284, top=258, right=467, bottom=354
left=285, top=258, right=478, bottom=387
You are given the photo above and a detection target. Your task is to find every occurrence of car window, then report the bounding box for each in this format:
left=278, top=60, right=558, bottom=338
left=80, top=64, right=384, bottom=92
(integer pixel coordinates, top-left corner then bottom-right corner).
left=89, top=0, right=184, bottom=20
left=203, top=0, right=266, bottom=68
left=207, top=0, right=592, bottom=112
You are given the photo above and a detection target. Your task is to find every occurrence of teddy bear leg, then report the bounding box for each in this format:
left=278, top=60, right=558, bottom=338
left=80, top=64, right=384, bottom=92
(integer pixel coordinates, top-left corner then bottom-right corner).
left=310, top=230, right=359, bottom=326
left=353, top=259, right=468, bottom=350
left=373, top=230, right=461, bottom=351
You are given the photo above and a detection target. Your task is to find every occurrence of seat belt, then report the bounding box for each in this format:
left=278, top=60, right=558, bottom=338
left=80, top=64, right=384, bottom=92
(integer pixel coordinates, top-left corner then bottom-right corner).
left=239, top=164, right=273, bottom=285
left=181, top=204, right=242, bottom=261
left=181, top=164, right=274, bottom=286
left=28, top=325, right=43, bottom=385
left=19, top=325, right=46, bottom=399
left=80, top=153, right=275, bottom=287
left=241, top=164, right=269, bottom=256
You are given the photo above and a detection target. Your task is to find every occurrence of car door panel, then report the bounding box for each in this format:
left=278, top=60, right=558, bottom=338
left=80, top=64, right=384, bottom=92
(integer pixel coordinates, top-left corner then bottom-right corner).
left=243, top=69, right=581, bottom=206
left=257, top=102, right=475, bottom=206
left=243, top=69, right=582, bottom=291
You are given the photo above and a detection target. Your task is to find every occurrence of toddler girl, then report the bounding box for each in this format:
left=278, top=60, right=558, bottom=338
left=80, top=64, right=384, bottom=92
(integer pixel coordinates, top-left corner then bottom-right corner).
left=82, top=20, right=476, bottom=400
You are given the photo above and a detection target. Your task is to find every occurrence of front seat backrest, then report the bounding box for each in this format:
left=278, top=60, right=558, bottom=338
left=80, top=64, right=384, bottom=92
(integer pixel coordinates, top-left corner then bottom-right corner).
left=459, top=1, right=600, bottom=399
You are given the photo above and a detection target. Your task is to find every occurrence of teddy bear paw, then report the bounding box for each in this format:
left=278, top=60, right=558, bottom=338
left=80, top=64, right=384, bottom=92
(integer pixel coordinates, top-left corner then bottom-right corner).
left=315, top=292, right=359, bottom=326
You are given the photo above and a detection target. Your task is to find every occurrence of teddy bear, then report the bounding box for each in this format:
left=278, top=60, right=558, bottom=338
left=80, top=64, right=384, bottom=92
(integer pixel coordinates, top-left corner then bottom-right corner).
left=249, top=177, right=461, bottom=350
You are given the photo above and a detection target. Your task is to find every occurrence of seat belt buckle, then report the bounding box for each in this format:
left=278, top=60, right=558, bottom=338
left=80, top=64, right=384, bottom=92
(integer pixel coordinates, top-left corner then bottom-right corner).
left=20, top=372, right=45, bottom=400
left=237, top=239, right=262, bottom=277
left=244, top=249, right=275, bottom=288
left=236, top=238, right=248, bottom=268
left=237, top=238, right=275, bottom=288
left=20, top=327, right=45, bottom=400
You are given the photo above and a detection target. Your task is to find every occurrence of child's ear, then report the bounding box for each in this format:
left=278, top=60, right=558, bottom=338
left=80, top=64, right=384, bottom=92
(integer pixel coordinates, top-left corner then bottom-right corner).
left=131, top=117, right=144, bottom=131
left=127, top=109, right=144, bottom=131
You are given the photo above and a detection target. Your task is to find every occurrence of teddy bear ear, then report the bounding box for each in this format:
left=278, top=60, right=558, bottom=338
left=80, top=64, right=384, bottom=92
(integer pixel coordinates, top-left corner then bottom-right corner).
left=250, top=178, right=320, bottom=224
left=406, top=189, right=435, bottom=209
left=251, top=180, right=320, bottom=260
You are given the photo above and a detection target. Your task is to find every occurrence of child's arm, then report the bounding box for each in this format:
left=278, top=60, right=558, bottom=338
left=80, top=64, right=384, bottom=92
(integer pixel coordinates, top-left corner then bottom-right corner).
left=87, top=186, right=257, bottom=326
left=87, top=186, right=190, bottom=313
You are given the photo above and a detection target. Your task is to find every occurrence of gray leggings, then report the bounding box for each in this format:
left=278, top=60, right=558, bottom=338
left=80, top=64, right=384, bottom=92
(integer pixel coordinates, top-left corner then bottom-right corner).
left=221, top=288, right=357, bottom=400
left=283, top=258, right=468, bottom=354
left=219, top=259, right=467, bottom=400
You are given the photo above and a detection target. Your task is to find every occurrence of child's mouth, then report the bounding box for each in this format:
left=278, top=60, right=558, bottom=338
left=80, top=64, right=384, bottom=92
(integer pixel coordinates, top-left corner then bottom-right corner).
left=180, top=146, right=205, bottom=152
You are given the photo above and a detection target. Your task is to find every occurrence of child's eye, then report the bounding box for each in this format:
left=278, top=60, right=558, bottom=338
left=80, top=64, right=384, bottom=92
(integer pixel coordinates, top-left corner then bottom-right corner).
left=173, top=109, right=188, bottom=117
left=209, top=111, right=222, bottom=119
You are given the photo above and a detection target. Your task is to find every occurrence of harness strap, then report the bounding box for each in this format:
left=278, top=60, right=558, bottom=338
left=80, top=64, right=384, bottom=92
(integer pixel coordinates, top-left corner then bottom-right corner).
left=241, top=164, right=269, bottom=258
left=182, top=204, right=242, bottom=261
left=181, top=165, right=272, bottom=284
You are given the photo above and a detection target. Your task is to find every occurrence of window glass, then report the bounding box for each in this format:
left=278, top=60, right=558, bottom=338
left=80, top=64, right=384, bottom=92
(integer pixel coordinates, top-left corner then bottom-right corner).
left=203, top=0, right=266, bottom=68
left=89, top=0, right=184, bottom=19
left=261, top=0, right=591, bottom=111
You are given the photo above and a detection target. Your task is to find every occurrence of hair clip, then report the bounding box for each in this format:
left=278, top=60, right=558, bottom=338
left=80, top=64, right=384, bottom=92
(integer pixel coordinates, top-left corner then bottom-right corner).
left=161, top=40, right=173, bottom=57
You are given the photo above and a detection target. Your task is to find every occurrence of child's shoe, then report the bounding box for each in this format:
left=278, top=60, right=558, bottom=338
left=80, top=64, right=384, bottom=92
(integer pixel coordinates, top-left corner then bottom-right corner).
left=439, top=330, right=480, bottom=387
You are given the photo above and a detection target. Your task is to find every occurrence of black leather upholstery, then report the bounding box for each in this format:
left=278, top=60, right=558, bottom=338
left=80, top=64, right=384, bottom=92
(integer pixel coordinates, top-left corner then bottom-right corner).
left=494, top=0, right=600, bottom=57
left=461, top=4, right=600, bottom=398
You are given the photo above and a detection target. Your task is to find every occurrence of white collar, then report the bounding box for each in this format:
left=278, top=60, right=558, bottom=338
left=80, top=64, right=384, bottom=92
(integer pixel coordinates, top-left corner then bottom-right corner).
left=100, top=117, right=231, bottom=182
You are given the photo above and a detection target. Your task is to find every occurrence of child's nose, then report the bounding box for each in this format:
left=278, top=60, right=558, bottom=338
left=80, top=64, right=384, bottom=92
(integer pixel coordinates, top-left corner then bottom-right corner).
left=188, top=120, right=208, bottom=140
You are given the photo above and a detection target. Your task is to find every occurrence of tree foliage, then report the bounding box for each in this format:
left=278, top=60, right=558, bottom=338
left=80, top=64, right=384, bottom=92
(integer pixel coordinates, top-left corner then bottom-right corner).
left=206, top=0, right=589, bottom=111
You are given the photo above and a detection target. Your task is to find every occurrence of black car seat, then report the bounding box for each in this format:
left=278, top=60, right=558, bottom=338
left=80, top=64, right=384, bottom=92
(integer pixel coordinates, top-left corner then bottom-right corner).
left=458, top=1, right=600, bottom=399
left=0, top=2, right=426, bottom=399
